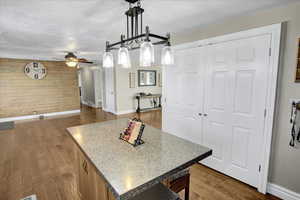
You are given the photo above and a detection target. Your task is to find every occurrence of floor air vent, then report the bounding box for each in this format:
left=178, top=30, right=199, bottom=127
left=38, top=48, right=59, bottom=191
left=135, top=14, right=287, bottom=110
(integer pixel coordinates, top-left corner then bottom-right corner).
left=20, top=194, right=37, bottom=200
left=0, top=121, right=15, bottom=131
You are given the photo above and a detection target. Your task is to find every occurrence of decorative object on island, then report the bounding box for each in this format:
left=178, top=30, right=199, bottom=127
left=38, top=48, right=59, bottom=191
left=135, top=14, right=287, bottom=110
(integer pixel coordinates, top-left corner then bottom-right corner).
left=119, top=118, right=145, bottom=147
left=138, top=70, right=156, bottom=86
left=296, top=38, right=300, bottom=82
left=24, top=62, right=47, bottom=80
left=136, top=93, right=161, bottom=113
left=129, top=72, right=136, bottom=88
left=102, top=0, right=174, bottom=68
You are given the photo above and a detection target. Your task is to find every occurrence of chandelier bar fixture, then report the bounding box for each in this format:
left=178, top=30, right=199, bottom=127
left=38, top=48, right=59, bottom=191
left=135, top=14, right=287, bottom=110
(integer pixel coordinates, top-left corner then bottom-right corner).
left=103, top=0, right=174, bottom=68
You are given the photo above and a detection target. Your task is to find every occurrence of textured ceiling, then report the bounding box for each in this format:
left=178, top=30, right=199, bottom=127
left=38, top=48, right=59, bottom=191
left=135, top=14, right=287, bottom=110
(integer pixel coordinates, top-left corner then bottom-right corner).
left=0, top=0, right=298, bottom=61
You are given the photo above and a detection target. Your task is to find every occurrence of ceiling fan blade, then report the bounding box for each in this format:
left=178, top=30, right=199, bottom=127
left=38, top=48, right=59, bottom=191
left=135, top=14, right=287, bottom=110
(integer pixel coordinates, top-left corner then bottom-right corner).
left=79, top=61, right=94, bottom=64
left=78, top=58, right=93, bottom=64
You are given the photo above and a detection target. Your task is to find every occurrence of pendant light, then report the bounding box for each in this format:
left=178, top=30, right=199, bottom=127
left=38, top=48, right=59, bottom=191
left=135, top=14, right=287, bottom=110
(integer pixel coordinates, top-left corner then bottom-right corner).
left=104, top=0, right=172, bottom=68
left=161, top=40, right=174, bottom=65
left=103, top=51, right=114, bottom=68
left=140, top=27, right=154, bottom=67
left=103, top=42, right=114, bottom=68
left=118, top=35, right=131, bottom=68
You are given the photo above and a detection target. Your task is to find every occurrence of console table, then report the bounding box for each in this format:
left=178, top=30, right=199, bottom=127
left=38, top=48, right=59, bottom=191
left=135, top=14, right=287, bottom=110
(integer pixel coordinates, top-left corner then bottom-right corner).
left=135, top=94, right=162, bottom=113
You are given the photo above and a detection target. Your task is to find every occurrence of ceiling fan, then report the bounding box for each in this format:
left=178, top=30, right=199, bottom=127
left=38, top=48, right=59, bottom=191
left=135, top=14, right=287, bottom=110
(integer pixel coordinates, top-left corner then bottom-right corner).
left=64, top=52, right=94, bottom=67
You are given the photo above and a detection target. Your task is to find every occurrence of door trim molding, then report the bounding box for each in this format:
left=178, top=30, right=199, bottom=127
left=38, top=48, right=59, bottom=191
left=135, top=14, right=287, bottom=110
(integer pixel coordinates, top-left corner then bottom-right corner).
left=172, top=23, right=282, bottom=194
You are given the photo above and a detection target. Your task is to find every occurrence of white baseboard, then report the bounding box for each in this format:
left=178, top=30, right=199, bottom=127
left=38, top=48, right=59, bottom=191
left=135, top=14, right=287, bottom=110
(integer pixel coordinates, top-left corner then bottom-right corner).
left=0, top=110, right=81, bottom=123
left=102, top=107, right=109, bottom=112
left=101, top=108, right=135, bottom=115
left=102, top=107, right=115, bottom=114
left=267, top=183, right=300, bottom=200
left=115, top=109, right=135, bottom=115
left=81, top=100, right=100, bottom=108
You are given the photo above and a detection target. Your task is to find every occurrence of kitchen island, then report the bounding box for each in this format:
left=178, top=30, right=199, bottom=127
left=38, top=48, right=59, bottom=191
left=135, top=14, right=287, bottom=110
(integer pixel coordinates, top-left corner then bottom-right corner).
left=67, top=118, right=212, bottom=200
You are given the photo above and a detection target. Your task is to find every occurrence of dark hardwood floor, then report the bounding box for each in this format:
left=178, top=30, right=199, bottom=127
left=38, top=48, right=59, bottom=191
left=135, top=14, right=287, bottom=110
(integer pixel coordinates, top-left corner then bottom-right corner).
left=0, top=106, right=280, bottom=200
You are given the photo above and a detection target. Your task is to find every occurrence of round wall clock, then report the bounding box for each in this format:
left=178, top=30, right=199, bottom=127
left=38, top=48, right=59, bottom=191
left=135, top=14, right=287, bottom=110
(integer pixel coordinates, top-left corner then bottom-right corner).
left=24, top=62, right=47, bottom=80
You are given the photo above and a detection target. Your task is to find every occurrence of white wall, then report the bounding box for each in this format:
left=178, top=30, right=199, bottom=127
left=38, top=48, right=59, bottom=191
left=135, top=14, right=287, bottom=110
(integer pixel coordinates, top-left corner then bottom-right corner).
left=173, top=1, right=300, bottom=194
left=115, top=67, right=162, bottom=114
left=114, top=49, right=162, bottom=114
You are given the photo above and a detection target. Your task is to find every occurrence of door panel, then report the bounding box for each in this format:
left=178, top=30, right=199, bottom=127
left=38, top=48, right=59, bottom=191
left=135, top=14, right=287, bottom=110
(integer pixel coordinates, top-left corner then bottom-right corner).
left=211, top=71, right=227, bottom=110
left=226, top=35, right=271, bottom=186
left=207, top=121, right=225, bottom=161
left=201, top=42, right=232, bottom=172
left=231, top=126, right=250, bottom=168
left=203, top=34, right=271, bottom=187
left=163, top=47, right=205, bottom=145
left=233, top=70, right=255, bottom=114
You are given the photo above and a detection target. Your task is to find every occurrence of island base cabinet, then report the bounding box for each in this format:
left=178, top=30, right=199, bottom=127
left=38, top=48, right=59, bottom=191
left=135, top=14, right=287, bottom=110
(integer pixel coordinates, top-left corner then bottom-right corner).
left=75, top=146, right=174, bottom=200
left=76, top=148, right=112, bottom=200
left=108, top=190, right=116, bottom=200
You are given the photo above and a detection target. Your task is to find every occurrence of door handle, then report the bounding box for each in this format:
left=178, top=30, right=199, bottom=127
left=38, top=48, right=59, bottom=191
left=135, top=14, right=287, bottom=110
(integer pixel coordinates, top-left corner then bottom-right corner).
left=198, top=113, right=202, bottom=116
left=203, top=114, right=208, bottom=117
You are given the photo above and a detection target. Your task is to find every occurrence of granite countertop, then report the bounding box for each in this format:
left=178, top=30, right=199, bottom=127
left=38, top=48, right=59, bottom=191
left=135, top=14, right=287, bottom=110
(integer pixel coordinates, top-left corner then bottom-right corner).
left=67, top=118, right=212, bottom=200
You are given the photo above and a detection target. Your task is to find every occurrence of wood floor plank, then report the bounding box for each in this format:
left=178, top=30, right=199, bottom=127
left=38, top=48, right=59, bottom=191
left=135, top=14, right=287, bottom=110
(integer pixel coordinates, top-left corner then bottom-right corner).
left=0, top=106, right=280, bottom=200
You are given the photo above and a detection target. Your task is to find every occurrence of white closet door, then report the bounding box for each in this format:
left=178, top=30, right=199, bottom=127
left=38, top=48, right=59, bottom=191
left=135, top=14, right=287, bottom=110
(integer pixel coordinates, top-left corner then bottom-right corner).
left=201, top=41, right=233, bottom=172
left=202, top=34, right=271, bottom=187
left=163, top=47, right=205, bottom=144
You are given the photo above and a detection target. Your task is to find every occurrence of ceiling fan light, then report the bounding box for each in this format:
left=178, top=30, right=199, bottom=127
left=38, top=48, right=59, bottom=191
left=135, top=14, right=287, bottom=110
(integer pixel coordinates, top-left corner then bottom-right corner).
left=140, top=41, right=154, bottom=67
left=103, top=52, right=114, bottom=68
left=118, top=47, right=131, bottom=68
left=161, top=45, right=174, bottom=65
left=65, top=57, right=78, bottom=67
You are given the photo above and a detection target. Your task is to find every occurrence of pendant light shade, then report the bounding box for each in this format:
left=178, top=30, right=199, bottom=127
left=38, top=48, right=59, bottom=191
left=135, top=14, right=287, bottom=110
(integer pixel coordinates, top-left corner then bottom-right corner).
left=103, top=52, right=114, bottom=68
left=161, top=45, right=174, bottom=65
left=140, top=41, right=154, bottom=67
left=118, top=47, right=131, bottom=68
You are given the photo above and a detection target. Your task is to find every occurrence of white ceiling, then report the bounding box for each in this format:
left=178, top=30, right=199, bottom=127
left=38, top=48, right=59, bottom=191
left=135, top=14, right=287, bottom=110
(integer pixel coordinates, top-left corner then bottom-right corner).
left=0, top=0, right=297, bottom=61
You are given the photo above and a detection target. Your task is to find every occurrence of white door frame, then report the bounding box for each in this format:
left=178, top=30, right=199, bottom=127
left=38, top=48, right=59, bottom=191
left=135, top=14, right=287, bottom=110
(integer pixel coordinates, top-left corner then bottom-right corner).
left=168, top=23, right=282, bottom=193
left=103, top=67, right=116, bottom=114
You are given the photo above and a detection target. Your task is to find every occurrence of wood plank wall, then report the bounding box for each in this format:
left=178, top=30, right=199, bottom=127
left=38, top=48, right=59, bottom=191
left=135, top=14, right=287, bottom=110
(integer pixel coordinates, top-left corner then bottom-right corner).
left=0, top=58, right=80, bottom=118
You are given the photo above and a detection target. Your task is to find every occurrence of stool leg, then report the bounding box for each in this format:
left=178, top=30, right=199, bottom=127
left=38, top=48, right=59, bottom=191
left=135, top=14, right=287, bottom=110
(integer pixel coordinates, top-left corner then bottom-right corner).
left=185, top=174, right=190, bottom=200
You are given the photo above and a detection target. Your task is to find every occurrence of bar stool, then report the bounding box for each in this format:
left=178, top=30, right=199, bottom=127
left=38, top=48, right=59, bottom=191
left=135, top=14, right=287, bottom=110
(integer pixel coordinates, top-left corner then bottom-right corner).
left=130, top=183, right=181, bottom=200
left=164, top=169, right=190, bottom=200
